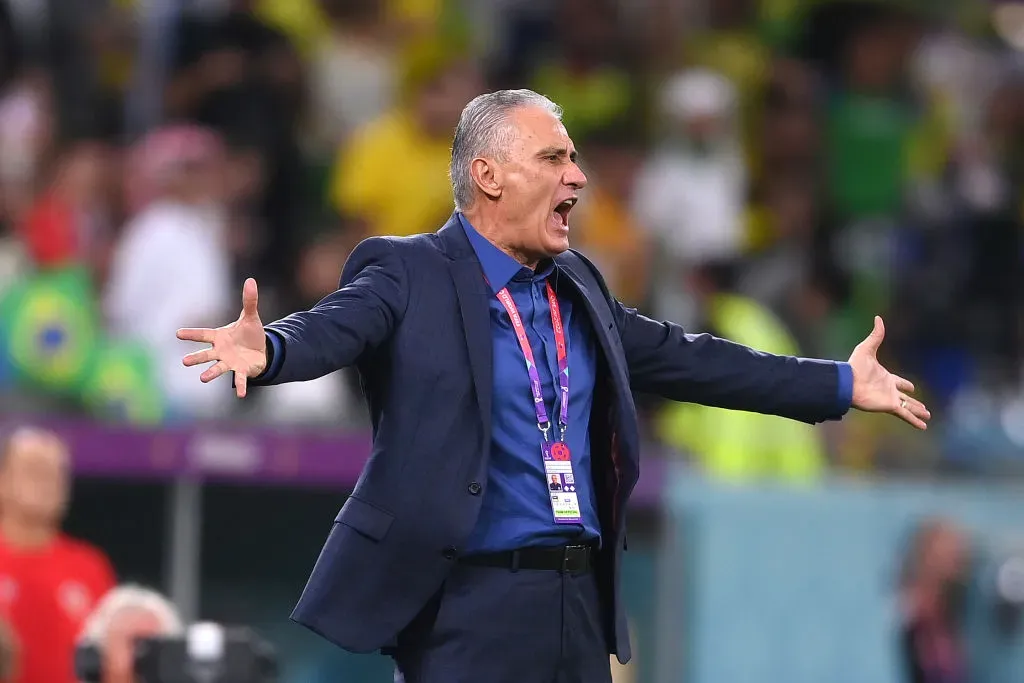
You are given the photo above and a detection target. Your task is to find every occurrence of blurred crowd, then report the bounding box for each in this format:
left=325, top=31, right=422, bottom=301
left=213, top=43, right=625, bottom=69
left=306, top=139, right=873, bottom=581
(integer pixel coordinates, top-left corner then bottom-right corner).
left=0, top=426, right=183, bottom=683
left=0, top=0, right=1023, bottom=478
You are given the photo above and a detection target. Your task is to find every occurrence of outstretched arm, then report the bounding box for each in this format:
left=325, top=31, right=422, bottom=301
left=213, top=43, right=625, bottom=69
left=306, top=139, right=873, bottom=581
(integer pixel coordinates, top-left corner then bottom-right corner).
left=257, top=237, right=408, bottom=385
left=177, top=237, right=408, bottom=396
left=614, top=301, right=851, bottom=424
left=615, top=302, right=929, bottom=428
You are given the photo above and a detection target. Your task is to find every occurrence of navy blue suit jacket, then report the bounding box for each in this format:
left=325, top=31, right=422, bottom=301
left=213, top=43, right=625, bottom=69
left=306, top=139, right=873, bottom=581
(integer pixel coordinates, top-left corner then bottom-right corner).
left=255, top=215, right=848, bottom=663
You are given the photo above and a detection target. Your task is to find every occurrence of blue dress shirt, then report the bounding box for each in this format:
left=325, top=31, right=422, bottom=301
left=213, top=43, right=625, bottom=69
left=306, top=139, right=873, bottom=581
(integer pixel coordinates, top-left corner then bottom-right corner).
left=259, top=218, right=854, bottom=552
left=458, top=214, right=602, bottom=552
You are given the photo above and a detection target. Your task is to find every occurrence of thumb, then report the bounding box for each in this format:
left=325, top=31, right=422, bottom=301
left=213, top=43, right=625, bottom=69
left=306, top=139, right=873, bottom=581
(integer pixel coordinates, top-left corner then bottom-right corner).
left=241, top=278, right=259, bottom=319
left=862, top=315, right=885, bottom=353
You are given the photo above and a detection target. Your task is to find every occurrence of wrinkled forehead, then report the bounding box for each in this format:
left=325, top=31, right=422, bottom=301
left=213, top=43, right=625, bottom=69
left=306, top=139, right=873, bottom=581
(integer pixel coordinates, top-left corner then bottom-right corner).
left=507, top=106, right=575, bottom=156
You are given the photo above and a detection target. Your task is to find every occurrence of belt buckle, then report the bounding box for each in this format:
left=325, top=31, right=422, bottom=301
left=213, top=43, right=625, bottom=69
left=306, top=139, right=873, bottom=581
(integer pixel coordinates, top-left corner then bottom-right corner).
left=561, top=545, right=585, bottom=573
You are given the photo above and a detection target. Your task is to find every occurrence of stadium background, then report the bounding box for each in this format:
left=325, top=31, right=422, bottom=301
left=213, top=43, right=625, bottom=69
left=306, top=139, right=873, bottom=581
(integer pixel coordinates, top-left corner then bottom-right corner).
left=0, top=0, right=1023, bottom=681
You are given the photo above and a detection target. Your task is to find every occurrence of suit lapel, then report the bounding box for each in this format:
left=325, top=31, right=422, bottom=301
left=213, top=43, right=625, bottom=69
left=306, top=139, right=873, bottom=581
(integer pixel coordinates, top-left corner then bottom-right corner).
left=557, top=256, right=640, bottom=483
left=556, top=259, right=628, bottom=383
left=439, top=217, right=494, bottom=439
left=450, top=259, right=493, bottom=432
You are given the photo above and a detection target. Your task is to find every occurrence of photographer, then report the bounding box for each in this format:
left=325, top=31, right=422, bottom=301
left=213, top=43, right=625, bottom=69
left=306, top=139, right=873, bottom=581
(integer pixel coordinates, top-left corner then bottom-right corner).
left=77, top=585, right=183, bottom=683
left=897, top=518, right=971, bottom=683
left=0, top=427, right=116, bottom=683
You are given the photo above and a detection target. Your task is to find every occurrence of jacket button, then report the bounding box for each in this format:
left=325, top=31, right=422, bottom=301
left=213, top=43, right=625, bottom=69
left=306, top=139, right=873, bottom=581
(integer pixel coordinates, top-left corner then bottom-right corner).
left=467, top=482, right=482, bottom=495
left=442, top=546, right=458, bottom=560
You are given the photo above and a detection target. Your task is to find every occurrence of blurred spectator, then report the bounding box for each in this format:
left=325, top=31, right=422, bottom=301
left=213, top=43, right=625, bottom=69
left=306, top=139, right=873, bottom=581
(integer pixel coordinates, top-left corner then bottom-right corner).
left=822, top=4, right=936, bottom=221
left=327, top=44, right=482, bottom=238
left=528, top=0, right=638, bottom=141
left=77, top=584, right=183, bottom=683
left=305, top=0, right=399, bottom=159
left=0, top=427, right=116, bottom=683
left=898, top=518, right=972, bottom=683
left=168, top=0, right=306, bottom=297
left=634, top=68, right=747, bottom=327
left=739, top=169, right=826, bottom=322
left=681, top=0, right=771, bottom=160
left=655, top=262, right=826, bottom=482
left=954, top=79, right=1024, bottom=381
left=103, top=125, right=233, bottom=421
left=572, top=127, right=651, bottom=307
left=17, top=141, right=115, bottom=280
left=0, top=69, right=52, bottom=230
left=256, top=228, right=363, bottom=426
left=757, top=59, right=821, bottom=180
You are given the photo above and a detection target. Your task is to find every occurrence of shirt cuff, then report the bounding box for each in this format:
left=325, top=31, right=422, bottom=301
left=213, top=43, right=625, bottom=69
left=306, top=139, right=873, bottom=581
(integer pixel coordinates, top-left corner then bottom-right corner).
left=835, top=361, right=854, bottom=414
left=255, top=331, right=285, bottom=383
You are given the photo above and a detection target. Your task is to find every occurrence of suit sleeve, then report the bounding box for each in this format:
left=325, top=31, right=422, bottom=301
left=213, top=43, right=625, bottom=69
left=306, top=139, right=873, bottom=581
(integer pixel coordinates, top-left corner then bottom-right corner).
left=251, top=237, right=408, bottom=385
left=614, top=301, right=851, bottom=424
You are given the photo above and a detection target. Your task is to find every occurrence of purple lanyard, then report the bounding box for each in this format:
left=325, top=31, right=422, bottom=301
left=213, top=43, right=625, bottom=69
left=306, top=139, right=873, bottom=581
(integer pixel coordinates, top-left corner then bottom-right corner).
left=495, top=280, right=570, bottom=443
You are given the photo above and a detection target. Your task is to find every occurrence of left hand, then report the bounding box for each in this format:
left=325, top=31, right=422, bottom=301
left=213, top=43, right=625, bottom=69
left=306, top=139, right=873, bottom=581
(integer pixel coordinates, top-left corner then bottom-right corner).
left=848, top=316, right=931, bottom=430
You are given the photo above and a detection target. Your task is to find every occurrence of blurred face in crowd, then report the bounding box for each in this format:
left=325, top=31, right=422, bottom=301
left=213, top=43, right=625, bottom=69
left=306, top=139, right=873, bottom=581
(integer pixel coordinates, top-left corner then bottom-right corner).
left=162, top=156, right=224, bottom=205
left=470, top=105, right=587, bottom=265
left=296, top=232, right=352, bottom=303
left=765, top=176, right=817, bottom=241
left=415, top=62, right=484, bottom=137
left=57, top=143, right=112, bottom=206
left=588, top=143, right=641, bottom=202
left=920, top=523, right=969, bottom=585
left=707, top=0, right=754, bottom=28
left=223, top=148, right=265, bottom=206
left=911, top=521, right=971, bottom=622
left=103, top=608, right=167, bottom=683
left=680, top=113, right=731, bottom=153
left=844, top=21, right=911, bottom=93
left=319, top=0, right=382, bottom=27
left=0, top=430, right=70, bottom=530
left=761, top=108, right=819, bottom=169
left=559, top=0, right=617, bottom=62
left=986, top=83, right=1024, bottom=143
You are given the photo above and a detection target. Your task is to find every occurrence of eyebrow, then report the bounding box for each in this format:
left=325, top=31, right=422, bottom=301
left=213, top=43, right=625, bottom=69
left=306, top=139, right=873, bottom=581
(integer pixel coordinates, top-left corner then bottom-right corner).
left=536, top=146, right=578, bottom=163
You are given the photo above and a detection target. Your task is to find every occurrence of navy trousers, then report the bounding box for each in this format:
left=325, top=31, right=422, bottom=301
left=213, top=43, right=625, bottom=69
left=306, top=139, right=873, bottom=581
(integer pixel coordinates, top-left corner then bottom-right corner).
left=391, top=562, right=613, bottom=683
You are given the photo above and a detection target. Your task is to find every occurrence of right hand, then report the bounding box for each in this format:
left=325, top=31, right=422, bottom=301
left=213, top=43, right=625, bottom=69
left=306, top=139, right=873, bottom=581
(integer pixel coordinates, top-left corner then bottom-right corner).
left=177, top=278, right=267, bottom=398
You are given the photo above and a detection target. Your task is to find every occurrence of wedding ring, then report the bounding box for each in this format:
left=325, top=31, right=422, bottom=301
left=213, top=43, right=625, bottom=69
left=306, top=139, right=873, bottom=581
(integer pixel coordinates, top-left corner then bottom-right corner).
left=900, top=398, right=907, bottom=410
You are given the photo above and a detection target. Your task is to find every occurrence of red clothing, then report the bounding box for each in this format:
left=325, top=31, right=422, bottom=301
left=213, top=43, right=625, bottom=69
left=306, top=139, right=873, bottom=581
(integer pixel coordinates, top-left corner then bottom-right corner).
left=0, top=534, right=116, bottom=683
left=19, top=194, right=80, bottom=267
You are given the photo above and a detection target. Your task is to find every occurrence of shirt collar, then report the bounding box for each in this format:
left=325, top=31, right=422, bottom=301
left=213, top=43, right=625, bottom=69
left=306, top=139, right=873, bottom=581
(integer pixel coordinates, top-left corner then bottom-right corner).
left=458, top=213, right=554, bottom=293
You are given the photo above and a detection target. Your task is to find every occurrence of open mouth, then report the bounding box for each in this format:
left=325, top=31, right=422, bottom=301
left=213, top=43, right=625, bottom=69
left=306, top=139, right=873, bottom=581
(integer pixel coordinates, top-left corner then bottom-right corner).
left=552, top=197, right=577, bottom=227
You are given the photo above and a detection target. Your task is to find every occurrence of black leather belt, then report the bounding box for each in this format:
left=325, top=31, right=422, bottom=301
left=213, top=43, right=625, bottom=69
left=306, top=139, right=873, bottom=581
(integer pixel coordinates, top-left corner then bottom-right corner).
left=458, top=542, right=598, bottom=573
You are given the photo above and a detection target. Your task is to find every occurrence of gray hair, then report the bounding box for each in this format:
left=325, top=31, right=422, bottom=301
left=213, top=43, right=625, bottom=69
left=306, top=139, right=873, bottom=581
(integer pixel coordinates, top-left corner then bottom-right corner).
left=78, top=584, right=184, bottom=646
left=449, top=89, right=563, bottom=211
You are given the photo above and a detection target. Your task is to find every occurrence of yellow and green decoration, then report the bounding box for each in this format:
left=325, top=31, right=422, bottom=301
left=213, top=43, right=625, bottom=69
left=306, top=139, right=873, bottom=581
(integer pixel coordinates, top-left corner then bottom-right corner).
left=0, top=267, right=164, bottom=424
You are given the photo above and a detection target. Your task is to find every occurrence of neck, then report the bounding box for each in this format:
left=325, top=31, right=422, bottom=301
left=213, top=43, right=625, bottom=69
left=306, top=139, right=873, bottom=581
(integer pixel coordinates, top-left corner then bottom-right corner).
left=0, top=514, right=57, bottom=550
left=461, top=209, right=540, bottom=269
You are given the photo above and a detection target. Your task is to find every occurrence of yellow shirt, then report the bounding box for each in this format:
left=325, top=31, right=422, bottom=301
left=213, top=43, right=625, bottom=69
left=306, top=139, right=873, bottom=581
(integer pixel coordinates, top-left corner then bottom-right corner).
left=328, top=110, right=454, bottom=237
left=656, top=294, right=826, bottom=482
left=254, top=0, right=444, bottom=57
left=530, top=64, right=633, bottom=140
left=572, top=188, right=650, bottom=306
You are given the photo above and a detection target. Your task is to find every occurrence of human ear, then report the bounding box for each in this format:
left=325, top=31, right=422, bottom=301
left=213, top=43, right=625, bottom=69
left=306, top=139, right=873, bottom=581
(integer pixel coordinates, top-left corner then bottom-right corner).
left=471, top=158, right=502, bottom=200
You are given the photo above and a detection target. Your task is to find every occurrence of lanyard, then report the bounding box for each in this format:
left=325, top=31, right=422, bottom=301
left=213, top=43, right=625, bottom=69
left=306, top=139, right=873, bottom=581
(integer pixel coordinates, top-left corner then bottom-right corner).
left=495, top=280, right=569, bottom=443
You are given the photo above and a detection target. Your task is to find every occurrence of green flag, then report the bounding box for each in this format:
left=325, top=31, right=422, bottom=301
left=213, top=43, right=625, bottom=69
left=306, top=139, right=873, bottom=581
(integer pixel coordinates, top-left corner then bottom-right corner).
left=0, top=267, right=99, bottom=395
left=80, top=340, right=164, bottom=425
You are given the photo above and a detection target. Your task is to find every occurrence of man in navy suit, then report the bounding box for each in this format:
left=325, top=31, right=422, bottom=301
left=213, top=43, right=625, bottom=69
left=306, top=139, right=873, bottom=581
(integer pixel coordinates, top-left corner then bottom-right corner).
left=177, top=89, right=930, bottom=683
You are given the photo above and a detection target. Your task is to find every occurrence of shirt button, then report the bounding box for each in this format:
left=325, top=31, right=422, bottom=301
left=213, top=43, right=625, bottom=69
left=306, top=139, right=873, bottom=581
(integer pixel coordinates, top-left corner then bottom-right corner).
left=442, top=546, right=458, bottom=560
left=467, top=482, right=482, bottom=495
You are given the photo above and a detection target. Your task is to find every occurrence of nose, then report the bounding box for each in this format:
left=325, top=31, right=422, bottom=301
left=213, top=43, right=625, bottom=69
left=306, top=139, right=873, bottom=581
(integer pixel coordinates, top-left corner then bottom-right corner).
left=564, top=162, right=587, bottom=189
